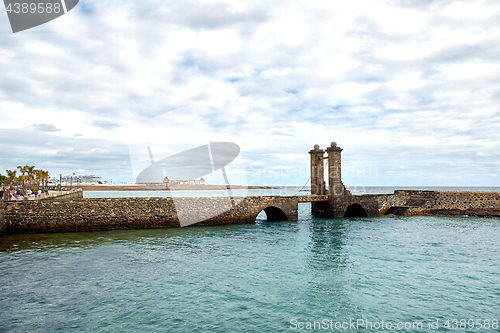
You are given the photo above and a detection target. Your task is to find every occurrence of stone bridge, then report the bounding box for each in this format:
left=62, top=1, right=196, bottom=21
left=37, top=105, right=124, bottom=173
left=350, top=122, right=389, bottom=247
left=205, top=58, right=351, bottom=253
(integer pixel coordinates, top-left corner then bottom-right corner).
left=3, top=143, right=500, bottom=237
left=1, top=196, right=298, bottom=235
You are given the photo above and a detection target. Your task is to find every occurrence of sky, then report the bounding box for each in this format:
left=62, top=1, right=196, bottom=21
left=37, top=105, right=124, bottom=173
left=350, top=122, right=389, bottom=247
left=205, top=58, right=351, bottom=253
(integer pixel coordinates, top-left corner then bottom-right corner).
left=1, top=0, right=500, bottom=187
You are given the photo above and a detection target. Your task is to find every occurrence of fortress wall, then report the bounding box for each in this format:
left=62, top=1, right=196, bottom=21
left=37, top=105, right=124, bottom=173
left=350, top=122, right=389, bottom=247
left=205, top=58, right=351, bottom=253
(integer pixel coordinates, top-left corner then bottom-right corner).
left=1, top=196, right=298, bottom=235
left=377, top=190, right=500, bottom=217
left=406, top=191, right=500, bottom=217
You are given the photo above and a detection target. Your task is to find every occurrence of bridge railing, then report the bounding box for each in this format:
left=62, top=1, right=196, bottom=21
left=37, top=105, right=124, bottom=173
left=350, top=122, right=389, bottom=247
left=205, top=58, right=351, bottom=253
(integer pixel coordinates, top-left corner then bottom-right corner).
left=296, top=195, right=329, bottom=202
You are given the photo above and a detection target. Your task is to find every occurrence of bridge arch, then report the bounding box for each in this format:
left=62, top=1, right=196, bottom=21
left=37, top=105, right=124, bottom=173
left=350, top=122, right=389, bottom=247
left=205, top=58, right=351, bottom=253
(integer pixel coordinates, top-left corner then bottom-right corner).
left=257, top=206, right=288, bottom=221
left=344, top=204, right=368, bottom=217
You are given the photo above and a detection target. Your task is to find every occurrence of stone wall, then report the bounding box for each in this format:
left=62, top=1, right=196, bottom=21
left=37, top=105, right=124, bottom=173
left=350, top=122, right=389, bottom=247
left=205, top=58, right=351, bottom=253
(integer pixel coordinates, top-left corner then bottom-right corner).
left=41, top=189, right=83, bottom=201
left=3, top=189, right=498, bottom=236
left=407, top=191, right=500, bottom=217
left=2, top=196, right=298, bottom=235
left=0, top=202, right=5, bottom=236
left=327, top=190, right=500, bottom=218
left=378, top=190, right=500, bottom=217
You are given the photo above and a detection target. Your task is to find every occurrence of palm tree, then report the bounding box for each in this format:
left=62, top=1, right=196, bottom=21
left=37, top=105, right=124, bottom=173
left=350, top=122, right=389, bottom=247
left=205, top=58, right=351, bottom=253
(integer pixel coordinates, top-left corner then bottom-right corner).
left=42, top=169, right=50, bottom=192
left=34, top=169, right=43, bottom=190
left=26, top=165, right=35, bottom=191
left=6, top=170, right=17, bottom=187
left=17, top=165, right=27, bottom=190
left=17, top=175, right=25, bottom=188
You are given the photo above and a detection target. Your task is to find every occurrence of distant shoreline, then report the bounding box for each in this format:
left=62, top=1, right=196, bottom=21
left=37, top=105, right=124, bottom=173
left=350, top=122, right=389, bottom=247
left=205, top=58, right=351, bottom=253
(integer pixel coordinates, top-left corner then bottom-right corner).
left=80, top=185, right=273, bottom=191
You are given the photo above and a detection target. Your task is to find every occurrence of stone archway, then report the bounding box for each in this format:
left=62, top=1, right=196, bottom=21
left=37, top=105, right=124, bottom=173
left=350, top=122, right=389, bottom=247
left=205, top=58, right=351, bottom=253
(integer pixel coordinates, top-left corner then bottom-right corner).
left=259, top=206, right=288, bottom=221
left=344, top=204, right=368, bottom=217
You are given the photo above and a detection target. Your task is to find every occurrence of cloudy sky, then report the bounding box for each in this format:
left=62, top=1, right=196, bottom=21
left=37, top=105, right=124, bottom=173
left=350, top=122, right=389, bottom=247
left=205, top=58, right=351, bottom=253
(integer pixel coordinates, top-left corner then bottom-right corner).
left=1, top=0, right=500, bottom=187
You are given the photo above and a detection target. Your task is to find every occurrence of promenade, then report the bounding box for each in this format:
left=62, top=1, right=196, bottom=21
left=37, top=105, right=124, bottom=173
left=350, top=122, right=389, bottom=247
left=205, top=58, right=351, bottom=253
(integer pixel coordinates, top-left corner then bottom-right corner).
left=2, top=189, right=83, bottom=201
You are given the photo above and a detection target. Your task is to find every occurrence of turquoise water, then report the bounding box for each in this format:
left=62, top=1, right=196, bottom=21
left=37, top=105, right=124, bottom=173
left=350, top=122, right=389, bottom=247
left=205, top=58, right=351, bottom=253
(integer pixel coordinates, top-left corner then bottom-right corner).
left=1, top=204, right=500, bottom=332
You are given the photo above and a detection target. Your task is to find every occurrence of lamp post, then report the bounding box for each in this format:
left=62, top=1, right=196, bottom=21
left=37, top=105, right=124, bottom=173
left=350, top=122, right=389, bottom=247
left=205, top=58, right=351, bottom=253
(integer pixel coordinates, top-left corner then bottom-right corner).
left=59, top=172, right=62, bottom=193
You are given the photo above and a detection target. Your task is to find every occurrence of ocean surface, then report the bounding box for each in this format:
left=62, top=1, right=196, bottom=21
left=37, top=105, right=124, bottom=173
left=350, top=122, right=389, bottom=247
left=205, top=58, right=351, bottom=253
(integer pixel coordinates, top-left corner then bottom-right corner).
left=1, top=188, right=500, bottom=332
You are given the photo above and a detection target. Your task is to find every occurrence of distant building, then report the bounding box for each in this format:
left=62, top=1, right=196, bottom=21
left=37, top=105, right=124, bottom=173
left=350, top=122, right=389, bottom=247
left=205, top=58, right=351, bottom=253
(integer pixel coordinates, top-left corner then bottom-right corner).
left=80, top=174, right=102, bottom=184
left=163, top=176, right=205, bottom=186
left=61, top=174, right=101, bottom=185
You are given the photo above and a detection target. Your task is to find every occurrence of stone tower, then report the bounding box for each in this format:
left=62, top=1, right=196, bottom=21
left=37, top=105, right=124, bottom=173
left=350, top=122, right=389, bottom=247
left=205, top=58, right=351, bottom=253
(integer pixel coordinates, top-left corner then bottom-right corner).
left=309, top=144, right=327, bottom=216
left=326, top=142, right=348, bottom=217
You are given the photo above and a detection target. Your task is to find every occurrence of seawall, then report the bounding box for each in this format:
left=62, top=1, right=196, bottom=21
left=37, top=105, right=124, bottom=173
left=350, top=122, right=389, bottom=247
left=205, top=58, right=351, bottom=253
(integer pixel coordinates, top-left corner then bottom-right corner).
left=41, top=189, right=84, bottom=201
left=2, top=196, right=298, bottom=235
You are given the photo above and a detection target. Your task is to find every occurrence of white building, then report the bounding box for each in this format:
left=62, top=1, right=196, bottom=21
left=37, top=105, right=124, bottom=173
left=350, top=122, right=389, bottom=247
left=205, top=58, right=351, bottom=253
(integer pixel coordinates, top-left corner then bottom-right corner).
left=163, top=176, right=205, bottom=186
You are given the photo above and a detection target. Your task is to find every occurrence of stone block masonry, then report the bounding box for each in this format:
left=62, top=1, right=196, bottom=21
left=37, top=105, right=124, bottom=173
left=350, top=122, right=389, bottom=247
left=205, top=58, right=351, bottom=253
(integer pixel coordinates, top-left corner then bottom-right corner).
left=396, top=190, right=500, bottom=217
left=320, top=190, right=500, bottom=219
left=1, top=196, right=298, bottom=235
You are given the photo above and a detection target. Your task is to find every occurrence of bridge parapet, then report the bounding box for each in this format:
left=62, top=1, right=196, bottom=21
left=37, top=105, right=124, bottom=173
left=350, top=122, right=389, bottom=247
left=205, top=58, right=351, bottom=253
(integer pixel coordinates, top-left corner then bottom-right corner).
left=191, top=196, right=298, bottom=226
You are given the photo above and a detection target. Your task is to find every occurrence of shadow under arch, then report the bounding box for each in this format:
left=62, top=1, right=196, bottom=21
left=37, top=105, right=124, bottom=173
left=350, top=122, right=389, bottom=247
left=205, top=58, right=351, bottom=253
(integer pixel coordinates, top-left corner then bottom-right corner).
left=344, top=204, right=368, bottom=217
left=257, top=206, right=288, bottom=221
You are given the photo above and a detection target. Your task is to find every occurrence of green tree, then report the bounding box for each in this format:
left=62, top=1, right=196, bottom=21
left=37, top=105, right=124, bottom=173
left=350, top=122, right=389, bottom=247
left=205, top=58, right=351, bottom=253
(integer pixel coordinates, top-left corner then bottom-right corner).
left=0, top=173, right=7, bottom=185
left=34, top=169, right=42, bottom=190
left=26, top=165, right=35, bottom=190
left=32, top=169, right=50, bottom=191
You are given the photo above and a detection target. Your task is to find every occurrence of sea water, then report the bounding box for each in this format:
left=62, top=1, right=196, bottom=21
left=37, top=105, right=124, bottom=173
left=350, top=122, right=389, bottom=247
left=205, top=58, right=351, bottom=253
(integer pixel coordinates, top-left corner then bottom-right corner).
left=1, top=191, right=500, bottom=332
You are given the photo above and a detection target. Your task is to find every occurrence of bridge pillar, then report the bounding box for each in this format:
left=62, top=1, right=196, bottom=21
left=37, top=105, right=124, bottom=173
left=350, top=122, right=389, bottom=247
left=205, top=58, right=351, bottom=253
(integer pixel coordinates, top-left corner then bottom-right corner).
left=326, top=142, right=348, bottom=217
left=309, top=144, right=327, bottom=216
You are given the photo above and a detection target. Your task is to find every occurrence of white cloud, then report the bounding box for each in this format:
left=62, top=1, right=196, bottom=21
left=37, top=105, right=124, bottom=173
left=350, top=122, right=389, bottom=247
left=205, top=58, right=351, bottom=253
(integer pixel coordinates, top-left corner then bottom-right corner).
left=443, top=1, right=500, bottom=19
left=387, top=72, right=425, bottom=91
left=441, top=62, right=499, bottom=79
left=1, top=0, right=500, bottom=185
